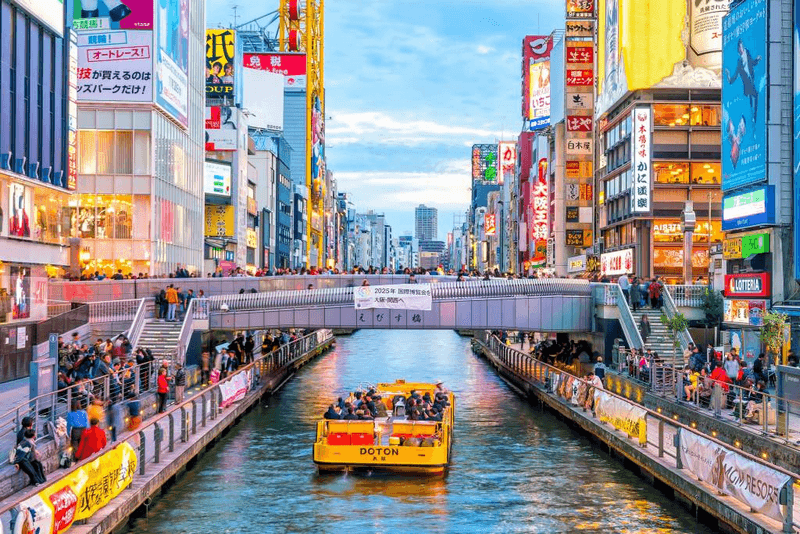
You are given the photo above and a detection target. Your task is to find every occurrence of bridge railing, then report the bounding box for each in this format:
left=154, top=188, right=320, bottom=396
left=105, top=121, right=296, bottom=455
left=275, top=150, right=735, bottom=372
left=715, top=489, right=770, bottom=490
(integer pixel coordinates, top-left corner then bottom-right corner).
left=661, top=287, right=693, bottom=353
left=592, top=283, right=644, bottom=350
left=665, top=284, right=706, bottom=307
left=87, top=298, right=142, bottom=324
left=207, top=278, right=593, bottom=312
left=176, top=298, right=209, bottom=365
left=475, top=331, right=798, bottom=533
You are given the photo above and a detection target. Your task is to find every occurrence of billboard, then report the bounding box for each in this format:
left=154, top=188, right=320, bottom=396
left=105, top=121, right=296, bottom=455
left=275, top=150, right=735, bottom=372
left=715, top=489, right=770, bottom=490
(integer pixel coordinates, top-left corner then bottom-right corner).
left=721, top=186, right=774, bottom=230
left=67, top=31, right=78, bottom=190
left=242, top=68, right=284, bottom=130
left=16, top=0, right=64, bottom=36
left=76, top=30, right=153, bottom=102
left=484, top=214, right=496, bottom=236
left=523, top=35, right=553, bottom=130
left=498, top=142, right=516, bottom=186
left=566, top=0, right=594, bottom=19
left=631, top=107, right=652, bottom=213
left=155, top=0, right=189, bottom=127
left=721, top=0, right=766, bottom=192
left=204, top=205, right=234, bottom=237
left=204, top=160, right=231, bottom=197
left=243, top=52, right=307, bottom=90
left=205, top=106, right=237, bottom=151
left=72, top=0, right=152, bottom=31
left=8, top=183, right=31, bottom=238
left=471, top=144, right=499, bottom=184
left=206, top=29, right=236, bottom=98
left=597, top=0, right=729, bottom=117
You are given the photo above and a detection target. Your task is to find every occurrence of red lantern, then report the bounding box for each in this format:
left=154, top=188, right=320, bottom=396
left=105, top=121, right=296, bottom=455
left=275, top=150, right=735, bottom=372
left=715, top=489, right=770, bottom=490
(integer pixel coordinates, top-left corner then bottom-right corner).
left=288, top=30, right=300, bottom=51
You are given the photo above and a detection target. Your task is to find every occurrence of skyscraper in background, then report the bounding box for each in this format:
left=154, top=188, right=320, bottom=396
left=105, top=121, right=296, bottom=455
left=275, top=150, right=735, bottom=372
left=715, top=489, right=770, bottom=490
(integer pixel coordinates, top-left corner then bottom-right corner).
left=415, top=204, right=438, bottom=241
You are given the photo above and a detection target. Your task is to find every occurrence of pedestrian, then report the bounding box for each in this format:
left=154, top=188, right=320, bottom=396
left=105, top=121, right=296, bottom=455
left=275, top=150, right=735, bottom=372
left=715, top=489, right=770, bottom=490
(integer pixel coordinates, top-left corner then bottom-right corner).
left=166, top=284, right=179, bottom=322
left=174, top=362, right=186, bottom=404
left=648, top=278, right=662, bottom=309
left=75, top=418, right=107, bottom=461
left=618, top=272, right=631, bottom=303
left=630, top=276, right=641, bottom=312
left=639, top=314, right=651, bottom=344
left=157, top=368, right=169, bottom=413
left=201, top=351, right=210, bottom=385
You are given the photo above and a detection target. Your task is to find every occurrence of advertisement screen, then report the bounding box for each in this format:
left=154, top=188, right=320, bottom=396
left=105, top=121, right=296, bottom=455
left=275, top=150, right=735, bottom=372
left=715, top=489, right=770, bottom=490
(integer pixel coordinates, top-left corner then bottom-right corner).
left=243, top=52, right=306, bottom=89
left=522, top=35, right=553, bottom=128
left=204, top=160, right=231, bottom=197
left=72, top=0, right=152, bottom=31
left=205, top=106, right=237, bottom=151
left=17, top=0, right=64, bottom=36
left=76, top=30, right=152, bottom=102
left=10, top=265, right=31, bottom=320
left=721, top=0, right=766, bottom=192
left=206, top=29, right=236, bottom=98
left=8, top=183, right=31, bottom=238
left=155, top=0, right=189, bottom=127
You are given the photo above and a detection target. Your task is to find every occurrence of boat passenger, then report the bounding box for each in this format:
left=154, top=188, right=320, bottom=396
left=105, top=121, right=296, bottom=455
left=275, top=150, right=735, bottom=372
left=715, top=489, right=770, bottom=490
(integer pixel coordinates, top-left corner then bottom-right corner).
left=434, top=381, right=448, bottom=394
left=343, top=407, right=358, bottom=420
left=374, top=396, right=388, bottom=417
left=337, top=397, right=345, bottom=410
left=356, top=409, right=373, bottom=420
left=324, top=404, right=342, bottom=420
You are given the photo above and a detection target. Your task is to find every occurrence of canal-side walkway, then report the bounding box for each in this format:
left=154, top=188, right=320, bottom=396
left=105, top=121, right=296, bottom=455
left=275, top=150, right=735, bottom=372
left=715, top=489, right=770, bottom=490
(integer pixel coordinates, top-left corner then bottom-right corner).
left=475, top=332, right=798, bottom=534
left=0, top=331, right=335, bottom=534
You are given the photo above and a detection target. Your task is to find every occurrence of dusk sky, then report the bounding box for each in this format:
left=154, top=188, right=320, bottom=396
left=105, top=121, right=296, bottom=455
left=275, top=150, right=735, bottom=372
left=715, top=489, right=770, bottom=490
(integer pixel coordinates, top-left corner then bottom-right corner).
left=208, top=0, right=564, bottom=239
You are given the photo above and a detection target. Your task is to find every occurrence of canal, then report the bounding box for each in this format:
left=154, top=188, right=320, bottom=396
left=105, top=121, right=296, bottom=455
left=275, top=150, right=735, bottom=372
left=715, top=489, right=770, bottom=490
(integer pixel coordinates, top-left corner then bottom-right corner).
left=129, top=330, right=713, bottom=534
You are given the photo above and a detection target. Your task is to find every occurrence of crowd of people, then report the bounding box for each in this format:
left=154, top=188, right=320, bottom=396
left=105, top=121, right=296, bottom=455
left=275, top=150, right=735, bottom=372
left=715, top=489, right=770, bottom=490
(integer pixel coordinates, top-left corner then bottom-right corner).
left=323, top=383, right=450, bottom=423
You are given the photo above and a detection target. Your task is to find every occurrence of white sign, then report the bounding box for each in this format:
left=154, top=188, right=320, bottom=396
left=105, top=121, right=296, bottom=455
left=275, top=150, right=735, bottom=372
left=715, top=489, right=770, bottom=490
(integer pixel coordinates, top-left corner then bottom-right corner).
left=77, top=30, right=153, bottom=103
left=632, top=107, right=652, bottom=212
left=689, top=0, right=729, bottom=61
left=679, top=429, right=791, bottom=523
left=600, top=248, right=633, bottom=276
left=219, top=370, right=251, bottom=408
left=567, top=92, right=592, bottom=110
left=242, top=67, right=284, bottom=131
left=204, top=160, right=232, bottom=197
left=354, top=284, right=432, bottom=311
left=568, top=255, right=587, bottom=273
left=566, top=139, right=593, bottom=155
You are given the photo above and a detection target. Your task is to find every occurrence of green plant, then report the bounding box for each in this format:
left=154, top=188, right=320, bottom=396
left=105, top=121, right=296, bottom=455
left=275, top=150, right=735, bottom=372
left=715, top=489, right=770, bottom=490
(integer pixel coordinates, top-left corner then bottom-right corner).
left=660, top=312, right=688, bottom=348
left=760, top=311, right=788, bottom=363
left=700, top=288, right=723, bottom=327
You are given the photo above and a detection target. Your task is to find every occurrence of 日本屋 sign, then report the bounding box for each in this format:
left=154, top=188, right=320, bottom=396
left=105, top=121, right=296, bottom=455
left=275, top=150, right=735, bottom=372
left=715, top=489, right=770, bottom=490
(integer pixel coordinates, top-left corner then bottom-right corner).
left=354, top=284, right=433, bottom=311
left=631, top=107, right=652, bottom=212
left=76, top=30, right=153, bottom=102
left=724, top=272, right=770, bottom=298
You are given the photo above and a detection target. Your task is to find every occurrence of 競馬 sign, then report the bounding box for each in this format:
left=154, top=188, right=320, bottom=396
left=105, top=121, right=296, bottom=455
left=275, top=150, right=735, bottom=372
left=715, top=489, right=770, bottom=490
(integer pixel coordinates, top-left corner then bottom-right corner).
left=354, top=284, right=432, bottom=311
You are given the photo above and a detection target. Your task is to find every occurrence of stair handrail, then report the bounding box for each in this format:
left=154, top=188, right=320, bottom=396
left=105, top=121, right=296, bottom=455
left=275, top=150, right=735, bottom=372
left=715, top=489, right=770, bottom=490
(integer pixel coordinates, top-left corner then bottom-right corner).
left=176, top=298, right=208, bottom=365
left=594, top=283, right=644, bottom=350
left=127, top=297, right=149, bottom=349
left=661, top=287, right=693, bottom=354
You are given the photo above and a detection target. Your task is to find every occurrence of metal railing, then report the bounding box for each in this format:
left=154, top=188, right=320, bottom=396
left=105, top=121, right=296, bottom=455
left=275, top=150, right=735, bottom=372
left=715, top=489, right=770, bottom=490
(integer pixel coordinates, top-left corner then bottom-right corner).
left=34, top=304, right=89, bottom=345
left=661, top=287, right=693, bottom=353
left=594, top=283, right=644, bottom=350
left=46, top=301, right=74, bottom=318
left=87, top=299, right=142, bottom=324
left=0, top=329, right=334, bottom=521
left=665, top=284, right=706, bottom=307
left=207, top=278, right=593, bottom=312
left=476, top=331, right=798, bottom=533
left=176, top=299, right=209, bottom=365
left=127, top=298, right=150, bottom=349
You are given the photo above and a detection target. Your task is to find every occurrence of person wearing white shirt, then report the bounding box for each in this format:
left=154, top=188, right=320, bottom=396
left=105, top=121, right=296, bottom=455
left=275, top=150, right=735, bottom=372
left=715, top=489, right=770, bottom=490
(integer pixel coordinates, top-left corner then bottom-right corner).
left=618, top=273, right=630, bottom=304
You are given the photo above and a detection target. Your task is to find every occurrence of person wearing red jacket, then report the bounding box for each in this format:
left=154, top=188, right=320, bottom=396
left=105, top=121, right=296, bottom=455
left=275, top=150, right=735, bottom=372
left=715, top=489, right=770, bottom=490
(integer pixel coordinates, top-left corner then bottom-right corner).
left=75, top=418, right=107, bottom=461
left=710, top=365, right=731, bottom=392
left=157, top=367, right=169, bottom=413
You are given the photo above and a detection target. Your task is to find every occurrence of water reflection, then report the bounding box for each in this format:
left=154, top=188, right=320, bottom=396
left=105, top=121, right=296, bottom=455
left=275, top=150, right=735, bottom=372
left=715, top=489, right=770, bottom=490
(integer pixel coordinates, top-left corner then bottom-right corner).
left=129, top=330, right=713, bottom=534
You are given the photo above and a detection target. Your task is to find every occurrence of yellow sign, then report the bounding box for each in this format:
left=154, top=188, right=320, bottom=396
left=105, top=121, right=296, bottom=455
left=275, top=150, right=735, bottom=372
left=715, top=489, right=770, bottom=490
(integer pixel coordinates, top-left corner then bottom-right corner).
left=246, top=228, right=258, bottom=249
left=206, top=29, right=236, bottom=96
left=205, top=205, right=235, bottom=237
left=723, top=237, right=742, bottom=259
left=247, top=197, right=257, bottom=216
left=16, top=443, right=137, bottom=534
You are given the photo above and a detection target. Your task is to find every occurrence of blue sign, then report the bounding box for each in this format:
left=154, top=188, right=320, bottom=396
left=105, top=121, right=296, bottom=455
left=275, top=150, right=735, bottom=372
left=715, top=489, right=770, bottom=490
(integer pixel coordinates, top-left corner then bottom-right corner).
left=155, top=0, right=189, bottom=127
left=721, top=0, right=767, bottom=192
left=721, top=186, right=774, bottom=231
left=795, top=0, right=800, bottom=279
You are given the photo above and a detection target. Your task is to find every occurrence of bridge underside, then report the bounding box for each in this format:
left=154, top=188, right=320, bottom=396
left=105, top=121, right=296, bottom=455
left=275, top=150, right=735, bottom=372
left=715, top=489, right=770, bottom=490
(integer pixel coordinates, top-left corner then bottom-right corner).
left=210, top=295, right=593, bottom=332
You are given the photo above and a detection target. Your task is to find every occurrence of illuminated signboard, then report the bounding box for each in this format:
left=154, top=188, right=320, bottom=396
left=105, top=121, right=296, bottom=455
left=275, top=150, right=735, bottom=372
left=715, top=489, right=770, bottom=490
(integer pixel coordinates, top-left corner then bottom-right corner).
left=723, top=232, right=769, bottom=259
left=568, top=255, right=587, bottom=273
left=632, top=107, right=652, bottom=212
left=523, top=35, right=553, bottom=130
left=566, top=115, right=593, bottom=132
left=485, top=213, right=496, bottom=236
left=498, top=142, right=516, bottom=186
left=721, top=186, right=774, bottom=230
left=601, top=248, right=633, bottom=276
left=567, top=0, right=595, bottom=19
left=724, top=273, right=770, bottom=298
left=204, top=160, right=232, bottom=197
left=471, top=144, right=498, bottom=184
left=531, top=158, right=549, bottom=241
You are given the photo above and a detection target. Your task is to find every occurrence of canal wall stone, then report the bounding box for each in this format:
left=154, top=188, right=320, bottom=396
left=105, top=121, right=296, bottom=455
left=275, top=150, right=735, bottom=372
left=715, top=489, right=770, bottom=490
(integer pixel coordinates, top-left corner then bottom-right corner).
left=473, top=339, right=786, bottom=534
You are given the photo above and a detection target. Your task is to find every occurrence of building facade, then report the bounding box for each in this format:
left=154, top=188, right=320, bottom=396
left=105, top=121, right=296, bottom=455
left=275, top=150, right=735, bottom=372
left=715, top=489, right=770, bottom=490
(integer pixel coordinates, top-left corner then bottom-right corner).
left=414, top=204, right=437, bottom=241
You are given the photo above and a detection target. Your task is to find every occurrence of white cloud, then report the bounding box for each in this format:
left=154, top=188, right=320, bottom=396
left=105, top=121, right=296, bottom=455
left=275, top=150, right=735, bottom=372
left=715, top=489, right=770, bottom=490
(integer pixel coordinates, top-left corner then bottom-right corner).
left=476, top=45, right=494, bottom=55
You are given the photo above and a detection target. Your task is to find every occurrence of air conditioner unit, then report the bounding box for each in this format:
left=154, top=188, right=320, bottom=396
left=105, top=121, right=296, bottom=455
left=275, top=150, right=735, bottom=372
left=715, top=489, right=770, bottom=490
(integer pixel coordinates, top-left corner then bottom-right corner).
left=14, top=157, right=26, bottom=175
left=0, top=152, right=11, bottom=170
left=41, top=166, right=52, bottom=183
left=27, top=162, right=39, bottom=179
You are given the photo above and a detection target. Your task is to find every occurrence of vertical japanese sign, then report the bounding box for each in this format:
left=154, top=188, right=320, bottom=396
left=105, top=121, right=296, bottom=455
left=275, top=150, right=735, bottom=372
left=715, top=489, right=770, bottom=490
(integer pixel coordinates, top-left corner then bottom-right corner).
left=532, top=158, right=549, bottom=263
left=76, top=30, right=153, bottom=102
left=485, top=213, right=496, bottom=236
left=523, top=35, right=553, bottom=131
left=471, top=144, right=498, bottom=184
left=721, top=0, right=766, bottom=192
left=498, top=141, right=516, bottom=186
left=566, top=0, right=595, bottom=19
left=156, top=0, right=189, bottom=127
left=67, top=30, right=78, bottom=190
left=632, top=107, right=652, bottom=213
left=206, top=29, right=236, bottom=98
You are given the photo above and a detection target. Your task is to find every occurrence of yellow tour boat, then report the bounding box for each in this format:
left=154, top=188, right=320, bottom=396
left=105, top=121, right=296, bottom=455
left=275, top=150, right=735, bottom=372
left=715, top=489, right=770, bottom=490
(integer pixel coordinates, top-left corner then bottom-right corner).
left=313, top=380, right=455, bottom=475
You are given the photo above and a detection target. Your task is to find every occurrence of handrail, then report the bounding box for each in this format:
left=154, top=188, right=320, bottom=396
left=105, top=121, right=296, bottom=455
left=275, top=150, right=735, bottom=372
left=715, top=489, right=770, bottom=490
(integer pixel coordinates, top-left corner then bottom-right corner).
left=597, top=283, right=644, bottom=350
left=661, top=287, right=693, bottom=354
left=175, top=299, right=209, bottom=365
left=476, top=330, right=800, bottom=481
left=127, top=298, right=149, bottom=350
left=0, top=329, right=334, bottom=518
left=87, top=299, right=142, bottom=323
left=665, top=284, right=706, bottom=307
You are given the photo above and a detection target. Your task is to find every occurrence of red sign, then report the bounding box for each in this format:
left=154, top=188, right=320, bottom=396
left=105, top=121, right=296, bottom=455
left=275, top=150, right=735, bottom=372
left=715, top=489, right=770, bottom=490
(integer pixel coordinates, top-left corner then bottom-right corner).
left=49, top=486, right=78, bottom=533
left=522, top=35, right=554, bottom=119
left=566, top=69, right=593, bottom=86
left=566, top=44, right=594, bottom=64
left=567, top=115, right=593, bottom=132
left=498, top=141, right=516, bottom=186
left=243, top=53, right=306, bottom=75
left=531, top=158, right=549, bottom=242
left=724, top=273, right=771, bottom=298
left=485, top=213, right=496, bottom=236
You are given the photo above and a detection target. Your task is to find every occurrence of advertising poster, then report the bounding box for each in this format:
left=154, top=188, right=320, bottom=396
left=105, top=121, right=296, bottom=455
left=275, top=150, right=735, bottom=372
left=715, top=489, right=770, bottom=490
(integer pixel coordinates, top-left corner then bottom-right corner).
left=721, top=0, right=767, bottom=192
left=204, top=205, right=234, bottom=237
left=67, top=31, right=79, bottom=190
left=498, top=142, right=516, bottom=186
left=471, top=144, right=499, bottom=184
left=204, top=160, right=232, bottom=197
left=689, top=0, right=729, bottom=66
left=310, top=95, right=325, bottom=198
left=8, top=183, right=31, bottom=238
left=241, top=68, right=284, bottom=130
left=17, top=0, right=64, bottom=35
left=566, top=0, right=594, bottom=19
left=72, top=0, right=153, bottom=31
left=354, top=284, right=433, bottom=311
left=206, top=29, right=236, bottom=98
left=156, top=0, right=189, bottom=127
left=10, top=265, right=30, bottom=319
left=205, top=106, right=237, bottom=151
left=76, top=30, right=153, bottom=102
left=522, top=35, right=553, bottom=130
left=243, top=52, right=306, bottom=89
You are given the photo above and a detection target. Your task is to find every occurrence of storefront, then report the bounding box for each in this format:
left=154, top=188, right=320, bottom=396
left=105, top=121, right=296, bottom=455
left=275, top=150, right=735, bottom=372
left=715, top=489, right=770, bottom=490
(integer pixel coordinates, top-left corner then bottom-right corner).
left=723, top=272, right=770, bottom=366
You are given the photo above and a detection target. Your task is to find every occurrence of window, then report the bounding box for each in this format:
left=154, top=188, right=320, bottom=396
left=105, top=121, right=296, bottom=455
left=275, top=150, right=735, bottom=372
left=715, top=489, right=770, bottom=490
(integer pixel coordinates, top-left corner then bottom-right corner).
left=690, top=105, right=720, bottom=127
left=653, top=162, right=689, bottom=184
left=691, top=162, right=720, bottom=184
left=70, top=195, right=134, bottom=239
left=76, top=129, right=149, bottom=175
left=78, top=130, right=97, bottom=174
left=653, top=104, right=690, bottom=127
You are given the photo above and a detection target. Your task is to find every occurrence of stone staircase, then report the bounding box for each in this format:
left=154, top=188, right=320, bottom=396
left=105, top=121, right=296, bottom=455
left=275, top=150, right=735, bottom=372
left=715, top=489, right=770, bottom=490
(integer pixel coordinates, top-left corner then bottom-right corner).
left=136, top=319, right=183, bottom=362
left=630, top=308, right=683, bottom=364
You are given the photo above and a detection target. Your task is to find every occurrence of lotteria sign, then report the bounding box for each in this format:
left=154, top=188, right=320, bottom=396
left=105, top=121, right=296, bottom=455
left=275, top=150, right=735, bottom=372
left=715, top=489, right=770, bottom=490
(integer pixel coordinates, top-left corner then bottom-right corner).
left=722, top=186, right=775, bottom=230
left=724, top=273, right=770, bottom=298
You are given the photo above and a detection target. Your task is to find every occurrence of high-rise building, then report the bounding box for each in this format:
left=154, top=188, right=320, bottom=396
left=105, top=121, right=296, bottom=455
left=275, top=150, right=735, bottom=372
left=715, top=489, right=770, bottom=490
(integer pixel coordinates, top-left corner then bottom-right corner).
left=415, top=204, right=438, bottom=241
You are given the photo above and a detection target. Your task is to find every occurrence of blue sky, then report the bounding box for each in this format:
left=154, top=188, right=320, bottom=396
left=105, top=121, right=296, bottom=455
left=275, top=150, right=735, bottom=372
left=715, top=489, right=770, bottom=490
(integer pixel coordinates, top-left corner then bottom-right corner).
left=208, top=0, right=563, bottom=239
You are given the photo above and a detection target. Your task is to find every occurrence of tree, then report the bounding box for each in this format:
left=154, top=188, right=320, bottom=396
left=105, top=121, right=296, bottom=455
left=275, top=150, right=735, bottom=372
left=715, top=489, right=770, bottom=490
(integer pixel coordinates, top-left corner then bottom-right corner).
left=700, top=288, right=724, bottom=327
left=760, top=311, right=788, bottom=365
left=661, top=312, right=689, bottom=363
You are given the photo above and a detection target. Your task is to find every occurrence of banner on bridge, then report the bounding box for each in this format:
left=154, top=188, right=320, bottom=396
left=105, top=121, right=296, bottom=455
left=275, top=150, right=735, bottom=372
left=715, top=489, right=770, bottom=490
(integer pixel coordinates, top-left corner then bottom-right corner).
left=15, top=442, right=137, bottom=534
left=354, top=284, right=432, bottom=311
left=593, top=390, right=647, bottom=446
left=679, top=429, right=791, bottom=523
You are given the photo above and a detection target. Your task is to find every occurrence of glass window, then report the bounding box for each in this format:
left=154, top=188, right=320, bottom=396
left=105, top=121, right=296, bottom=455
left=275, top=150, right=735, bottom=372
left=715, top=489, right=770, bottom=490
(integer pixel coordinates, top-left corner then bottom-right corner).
left=133, top=131, right=150, bottom=174
left=78, top=130, right=96, bottom=174
left=653, top=162, right=689, bottom=184
left=691, top=162, right=721, bottom=184
left=33, top=190, right=72, bottom=245
left=115, top=131, right=133, bottom=174
left=690, top=105, right=721, bottom=126
left=96, top=131, right=114, bottom=174
left=653, top=104, right=690, bottom=127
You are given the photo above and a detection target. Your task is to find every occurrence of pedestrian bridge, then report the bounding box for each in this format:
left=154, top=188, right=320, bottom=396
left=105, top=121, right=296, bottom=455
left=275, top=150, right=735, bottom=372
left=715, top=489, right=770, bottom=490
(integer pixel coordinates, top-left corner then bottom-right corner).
left=205, top=279, right=593, bottom=332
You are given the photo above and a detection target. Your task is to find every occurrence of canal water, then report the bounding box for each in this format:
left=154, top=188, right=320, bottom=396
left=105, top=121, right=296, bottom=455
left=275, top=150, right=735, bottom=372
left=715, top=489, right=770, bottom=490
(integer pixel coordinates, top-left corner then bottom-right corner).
left=129, top=330, right=712, bottom=534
